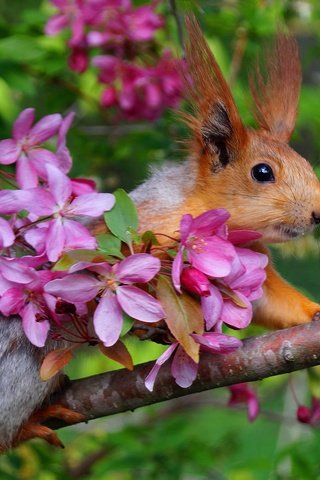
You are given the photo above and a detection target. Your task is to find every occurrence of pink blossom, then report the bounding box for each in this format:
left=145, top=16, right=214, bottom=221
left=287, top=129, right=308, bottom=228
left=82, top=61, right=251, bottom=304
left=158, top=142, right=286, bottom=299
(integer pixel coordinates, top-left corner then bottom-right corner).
left=145, top=343, right=198, bottom=391
left=228, top=383, right=260, bottom=421
left=45, top=0, right=86, bottom=47
left=94, top=53, right=183, bottom=121
left=45, top=253, right=165, bottom=346
left=172, top=209, right=236, bottom=292
left=13, top=164, right=115, bottom=261
left=0, top=108, right=74, bottom=188
left=218, top=247, right=268, bottom=329
left=86, top=2, right=163, bottom=47
left=145, top=332, right=242, bottom=391
left=297, top=397, right=320, bottom=426
left=68, top=46, right=89, bottom=73
left=0, top=269, right=60, bottom=347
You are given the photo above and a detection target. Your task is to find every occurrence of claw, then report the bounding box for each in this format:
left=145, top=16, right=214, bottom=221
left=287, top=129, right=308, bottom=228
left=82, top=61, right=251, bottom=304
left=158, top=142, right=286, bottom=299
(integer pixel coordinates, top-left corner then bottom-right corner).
left=12, top=404, right=84, bottom=449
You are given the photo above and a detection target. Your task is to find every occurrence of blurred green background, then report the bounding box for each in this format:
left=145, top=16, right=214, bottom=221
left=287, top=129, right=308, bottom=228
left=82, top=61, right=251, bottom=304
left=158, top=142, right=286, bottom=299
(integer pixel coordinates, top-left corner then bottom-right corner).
left=1, top=0, right=320, bottom=478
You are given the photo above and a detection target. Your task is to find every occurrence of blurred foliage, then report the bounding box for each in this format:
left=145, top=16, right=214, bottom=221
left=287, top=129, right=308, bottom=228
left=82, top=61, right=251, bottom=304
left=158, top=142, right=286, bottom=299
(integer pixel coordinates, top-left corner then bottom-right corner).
left=1, top=0, right=320, bottom=478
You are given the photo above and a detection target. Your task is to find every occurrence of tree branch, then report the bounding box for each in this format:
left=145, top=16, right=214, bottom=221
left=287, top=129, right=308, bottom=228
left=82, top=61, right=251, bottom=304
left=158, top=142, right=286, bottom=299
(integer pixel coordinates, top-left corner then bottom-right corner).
left=49, top=319, right=320, bottom=429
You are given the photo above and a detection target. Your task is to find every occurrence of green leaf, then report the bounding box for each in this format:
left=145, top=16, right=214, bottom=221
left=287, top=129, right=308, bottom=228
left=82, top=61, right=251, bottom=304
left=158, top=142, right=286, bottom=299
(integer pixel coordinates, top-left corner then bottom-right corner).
left=141, top=230, right=160, bottom=246
left=0, top=78, right=18, bottom=120
left=53, top=249, right=103, bottom=271
left=0, top=36, right=45, bottom=63
left=97, top=233, right=124, bottom=258
left=17, top=209, right=29, bottom=219
left=121, top=314, right=135, bottom=336
left=104, top=188, right=139, bottom=244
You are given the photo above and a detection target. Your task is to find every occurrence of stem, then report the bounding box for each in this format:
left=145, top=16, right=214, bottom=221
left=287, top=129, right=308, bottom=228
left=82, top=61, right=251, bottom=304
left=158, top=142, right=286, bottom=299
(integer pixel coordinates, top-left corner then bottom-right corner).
left=168, top=0, right=185, bottom=55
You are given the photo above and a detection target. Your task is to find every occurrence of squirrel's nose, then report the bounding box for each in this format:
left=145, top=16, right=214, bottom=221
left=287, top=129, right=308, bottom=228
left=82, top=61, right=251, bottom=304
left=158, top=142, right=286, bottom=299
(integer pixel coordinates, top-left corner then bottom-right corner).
left=311, top=211, right=320, bottom=225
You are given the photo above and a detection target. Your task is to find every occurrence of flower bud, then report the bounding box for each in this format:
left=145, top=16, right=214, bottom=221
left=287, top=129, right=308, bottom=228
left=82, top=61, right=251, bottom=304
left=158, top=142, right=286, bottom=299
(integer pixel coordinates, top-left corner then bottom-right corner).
left=297, top=405, right=311, bottom=424
left=180, top=267, right=211, bottom=297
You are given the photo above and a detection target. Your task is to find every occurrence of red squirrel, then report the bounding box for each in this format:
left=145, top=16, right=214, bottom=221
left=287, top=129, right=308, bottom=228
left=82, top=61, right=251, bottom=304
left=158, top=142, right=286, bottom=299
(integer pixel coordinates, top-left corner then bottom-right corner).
left=1, top=17, right=320, bottom=452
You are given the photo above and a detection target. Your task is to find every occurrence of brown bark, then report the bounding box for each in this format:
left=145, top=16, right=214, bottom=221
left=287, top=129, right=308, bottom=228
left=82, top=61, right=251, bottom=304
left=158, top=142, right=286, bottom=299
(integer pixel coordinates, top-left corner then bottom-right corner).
left=49, top=319, right=320, bottom=429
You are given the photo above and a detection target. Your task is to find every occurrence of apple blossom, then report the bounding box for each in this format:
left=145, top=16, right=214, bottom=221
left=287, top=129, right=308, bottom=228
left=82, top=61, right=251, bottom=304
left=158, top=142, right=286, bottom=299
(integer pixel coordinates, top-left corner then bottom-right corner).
left=45, top=254, right=165, bottom=346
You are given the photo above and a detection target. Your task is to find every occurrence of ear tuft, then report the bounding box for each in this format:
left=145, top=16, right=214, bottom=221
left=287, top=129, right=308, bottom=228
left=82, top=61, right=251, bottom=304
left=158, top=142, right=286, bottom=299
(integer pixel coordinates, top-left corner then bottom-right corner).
left=184, top=15, right=247, bottom=165
left=250, top=34, right=301, bottom=143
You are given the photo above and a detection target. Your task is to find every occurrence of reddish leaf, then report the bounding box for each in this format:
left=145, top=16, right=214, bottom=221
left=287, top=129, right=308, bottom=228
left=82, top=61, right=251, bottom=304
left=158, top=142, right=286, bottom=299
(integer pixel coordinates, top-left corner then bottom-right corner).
left=99, top=340, right=133, bottom=370
left=40, top=348, right=74, bottom=381
left=156, top=276, right=204, bottom=362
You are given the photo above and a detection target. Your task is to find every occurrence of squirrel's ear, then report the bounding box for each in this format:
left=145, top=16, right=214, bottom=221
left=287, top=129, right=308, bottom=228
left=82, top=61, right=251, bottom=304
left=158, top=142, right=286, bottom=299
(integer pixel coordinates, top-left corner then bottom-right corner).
left=250, top=35, right=301, bottom=143
left=185, top=15, right=247, bottom=167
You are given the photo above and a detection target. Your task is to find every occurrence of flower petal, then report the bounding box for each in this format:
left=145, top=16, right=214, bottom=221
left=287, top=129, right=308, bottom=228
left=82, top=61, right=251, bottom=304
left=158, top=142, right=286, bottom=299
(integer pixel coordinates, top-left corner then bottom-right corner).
left=69, top=261, right=110, bottom=275
left=16, top=153, right=39, bottom=188
left=228, top=384, right=259, bottom=422
left=68, top=192, right=115, bottom=217
left=190, top=209, right=230, bottom=237
left=201, top=284, right=223, bottom=330
left=0, top=258, right=35, bottom=283
left=0, top=139, right=20, bottom=164
left=28, top=148, right=60, bottom=177
left=228, top=230, right=262, bottom=244
left=45, top=14, right=69, bottom=36
left=45, top=218, right=65, bottom=262
left=145, top=343, right=178, bottom=392
left=171, top=249, right=183, bottom=293
left=0, top=218, right=15, bottom=248
left=57, top=112, right=75, bottom=148
left=191, top=332, right=242, bottom=354
left=189, top=237, right=235, bottom=277
left=179, top=214, right=193, bottom=244
left=45, top=274, right=100, bottom=303
left=171, top=346, right=198, bottom=388
left=0, top=287, right=25, bottom=315
left=24, top=226, right=47, bottom=254
left=46, top=163, right=72, bottom=206
left=13, top=108, right=35, bottom=140
left=115, top=254, right=160, bottom=284
left=71, top=178, right=96, bottom=196
left=29, top=113, right=62, bottom=144
left=22, top=302, right=50, bottom=347
left=63, top=219, right=97, bottom=251
left=117, top=285, right=165, bottom=322
left=220, top=292, right=253, bottom=329
left=94, top=291, right=123, bottom=347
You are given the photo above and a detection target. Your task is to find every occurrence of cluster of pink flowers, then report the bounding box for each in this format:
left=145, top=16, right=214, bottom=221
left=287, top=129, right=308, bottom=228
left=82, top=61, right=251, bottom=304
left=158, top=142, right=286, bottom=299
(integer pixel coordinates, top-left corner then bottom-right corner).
left=45, top=0, right=183, bottom=120
left=0, top=108, right=116, bottom=346
left=145, top=210, right=268, bottom=390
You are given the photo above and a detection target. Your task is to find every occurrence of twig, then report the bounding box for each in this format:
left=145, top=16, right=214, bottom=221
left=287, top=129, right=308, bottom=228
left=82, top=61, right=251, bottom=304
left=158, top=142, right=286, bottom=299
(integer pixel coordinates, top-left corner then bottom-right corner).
left=48, top=319, right=320, bottom=430
left=168, top=0, right=185, bottom=54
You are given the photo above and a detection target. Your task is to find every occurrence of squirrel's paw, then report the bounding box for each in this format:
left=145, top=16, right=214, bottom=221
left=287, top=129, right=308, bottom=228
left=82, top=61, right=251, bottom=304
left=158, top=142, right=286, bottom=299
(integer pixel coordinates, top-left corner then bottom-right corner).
left=13, top=405, right=84, bottom=449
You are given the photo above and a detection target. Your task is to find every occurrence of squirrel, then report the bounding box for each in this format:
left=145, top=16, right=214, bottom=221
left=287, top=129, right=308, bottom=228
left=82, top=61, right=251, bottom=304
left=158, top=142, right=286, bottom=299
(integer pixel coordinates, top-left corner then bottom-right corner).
left=1, top=16, right=320, bottom=452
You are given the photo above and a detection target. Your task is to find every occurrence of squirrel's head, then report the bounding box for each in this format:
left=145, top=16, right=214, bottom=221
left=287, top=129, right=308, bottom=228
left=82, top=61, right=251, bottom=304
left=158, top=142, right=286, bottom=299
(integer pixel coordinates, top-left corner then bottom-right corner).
left=185, top=16, right=320, bottom=243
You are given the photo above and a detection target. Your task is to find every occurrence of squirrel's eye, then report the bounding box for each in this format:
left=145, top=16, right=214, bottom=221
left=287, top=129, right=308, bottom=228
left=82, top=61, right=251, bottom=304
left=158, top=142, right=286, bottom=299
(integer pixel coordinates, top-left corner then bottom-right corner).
left=251, top=163, right=275, bottom=183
